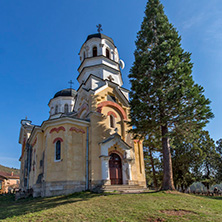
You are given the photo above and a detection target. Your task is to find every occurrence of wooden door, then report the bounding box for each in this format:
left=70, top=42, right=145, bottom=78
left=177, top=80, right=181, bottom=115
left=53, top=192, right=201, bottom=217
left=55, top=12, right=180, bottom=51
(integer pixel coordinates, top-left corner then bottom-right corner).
left=109, top=153, right=122, bottom=185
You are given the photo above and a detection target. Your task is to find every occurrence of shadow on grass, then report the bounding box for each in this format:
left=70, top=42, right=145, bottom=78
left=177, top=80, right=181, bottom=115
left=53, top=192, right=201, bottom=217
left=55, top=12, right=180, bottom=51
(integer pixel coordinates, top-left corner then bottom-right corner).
left=0, top=192, right=112, bottom=220
left=194, top=195, right=222, bottom=201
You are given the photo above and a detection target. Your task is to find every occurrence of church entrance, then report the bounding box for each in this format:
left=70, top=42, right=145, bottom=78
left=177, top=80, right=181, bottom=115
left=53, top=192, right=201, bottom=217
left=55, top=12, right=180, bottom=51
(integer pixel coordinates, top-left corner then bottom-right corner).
left=109, top=153, right=122, bottom=185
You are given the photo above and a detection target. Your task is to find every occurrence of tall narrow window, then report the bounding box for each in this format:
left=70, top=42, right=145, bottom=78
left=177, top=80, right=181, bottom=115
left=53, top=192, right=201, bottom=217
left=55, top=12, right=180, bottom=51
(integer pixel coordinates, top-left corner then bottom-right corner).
left=110, top=115, right=115, bottom=128
left=55, top=140, right=61, bottom=161
left=55, top=105, right=58, bottom=114
left=64, top=104, right=69, bottom=114
left=93, top=47, right=97, bottom=57
left=106, top=48, right=110, bottom=59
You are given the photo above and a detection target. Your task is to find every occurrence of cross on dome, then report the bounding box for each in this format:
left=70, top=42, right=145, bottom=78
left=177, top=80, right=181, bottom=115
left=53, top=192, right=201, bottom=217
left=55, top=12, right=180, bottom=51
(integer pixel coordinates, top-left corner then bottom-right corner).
left=68, top=80, right=74, bottom=89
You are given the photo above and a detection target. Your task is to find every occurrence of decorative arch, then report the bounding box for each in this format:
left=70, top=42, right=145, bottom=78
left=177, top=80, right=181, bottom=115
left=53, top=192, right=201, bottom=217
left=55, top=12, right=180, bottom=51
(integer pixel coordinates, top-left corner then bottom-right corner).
left=107, top=111, right=117, bottom=118
left=53, top=137, right=64, bottom=144
left=69, top=127, right=85, bottom=134
left=108, top=150, right=123, bottom=159
left=134, top=140, right=142, bottom=144
left=97, top=101, right=127, bottom=120
left=108, top=142, right=125, bottom=158
left=77, top=103, right=89, bottom=118
left=50, top=126, right=66, bottom=134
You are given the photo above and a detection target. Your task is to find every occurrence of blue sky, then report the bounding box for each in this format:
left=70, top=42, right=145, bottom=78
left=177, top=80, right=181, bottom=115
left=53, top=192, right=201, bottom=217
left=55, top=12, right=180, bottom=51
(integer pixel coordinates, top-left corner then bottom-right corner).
left=1, top=0, right=222, bottom=169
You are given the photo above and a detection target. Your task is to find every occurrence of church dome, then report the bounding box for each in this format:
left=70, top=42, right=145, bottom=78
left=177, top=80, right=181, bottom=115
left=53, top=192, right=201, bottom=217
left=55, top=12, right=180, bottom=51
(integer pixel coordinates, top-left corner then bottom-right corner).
left=54, top=88, right=77, bottom=98
left=49, top=88, right=77, bottom=117
left=85, top=33, right=115, bottom=46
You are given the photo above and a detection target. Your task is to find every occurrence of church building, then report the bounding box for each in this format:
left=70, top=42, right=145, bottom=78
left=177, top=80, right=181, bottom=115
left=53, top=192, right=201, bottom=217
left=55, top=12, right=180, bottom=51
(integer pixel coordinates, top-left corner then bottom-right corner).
left=18, top=32, right=146, bottom=197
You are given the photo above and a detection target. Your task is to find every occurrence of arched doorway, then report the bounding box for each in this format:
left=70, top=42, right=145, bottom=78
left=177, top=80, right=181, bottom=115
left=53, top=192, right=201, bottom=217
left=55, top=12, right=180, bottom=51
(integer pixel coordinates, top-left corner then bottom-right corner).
left=109, top=153, right=122, bottom=185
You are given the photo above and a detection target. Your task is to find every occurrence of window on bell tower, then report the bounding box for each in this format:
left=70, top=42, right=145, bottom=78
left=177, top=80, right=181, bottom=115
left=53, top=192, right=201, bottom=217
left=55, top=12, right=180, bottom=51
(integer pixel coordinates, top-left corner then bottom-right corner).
left=55, top=105, right=58, bottom=114
left=106, top=48, right=110, bottom=59
left=93, top=47, right=97, bottom=57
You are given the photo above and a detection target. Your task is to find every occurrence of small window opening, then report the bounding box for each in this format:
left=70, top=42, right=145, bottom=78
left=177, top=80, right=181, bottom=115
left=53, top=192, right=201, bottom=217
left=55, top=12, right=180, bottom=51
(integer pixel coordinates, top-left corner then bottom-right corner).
left=55, top=105, right=58, bottom=114
left=110, top=115, right=115, bottom=128
left=55, top=140, right=61, bottom=161
left=107, top=95, right=116, bottom=103
left=110, top=95, right=116, bottom=102
left=93, top=47, right=97, bottom=57
left=106, top=48, right=110, bottom=59
left=64, top=104, right=69, bottom=114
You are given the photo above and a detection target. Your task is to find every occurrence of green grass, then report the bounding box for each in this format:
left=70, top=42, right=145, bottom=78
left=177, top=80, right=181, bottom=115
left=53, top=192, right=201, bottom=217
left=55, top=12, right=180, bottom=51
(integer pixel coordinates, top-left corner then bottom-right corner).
left=0, top=191, right=221, bottom=221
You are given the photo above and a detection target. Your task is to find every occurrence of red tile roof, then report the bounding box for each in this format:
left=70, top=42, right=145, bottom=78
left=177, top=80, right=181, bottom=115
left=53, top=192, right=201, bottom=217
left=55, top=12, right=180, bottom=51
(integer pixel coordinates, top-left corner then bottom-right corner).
left=0, top=171, right=20, bottom=179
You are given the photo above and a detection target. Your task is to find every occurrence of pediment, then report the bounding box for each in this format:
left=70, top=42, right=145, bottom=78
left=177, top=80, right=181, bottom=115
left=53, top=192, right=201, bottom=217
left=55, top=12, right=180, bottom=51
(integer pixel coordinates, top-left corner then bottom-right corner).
left=94, top=81, right=129, bottom=107
left=100, top=133, right=131, bottom=150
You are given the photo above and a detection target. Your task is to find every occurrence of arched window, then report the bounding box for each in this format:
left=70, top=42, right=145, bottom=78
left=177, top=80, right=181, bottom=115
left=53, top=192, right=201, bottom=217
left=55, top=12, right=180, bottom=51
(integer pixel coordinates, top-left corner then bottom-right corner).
left=55, top=105, right=58, bottom=114
left=64, top=104, right=69, bottom=114
left=55, top=140, right=61, bottom=161
left=110, top=115, right=115, bottom=128
left=93, top=47, right=97, bottom=57
left=106, top=48, right=110, bottom=59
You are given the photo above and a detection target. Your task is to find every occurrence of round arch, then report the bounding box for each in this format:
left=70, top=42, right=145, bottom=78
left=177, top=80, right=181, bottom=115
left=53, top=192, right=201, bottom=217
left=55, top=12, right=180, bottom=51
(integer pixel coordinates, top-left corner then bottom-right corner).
left=97, top=101, right=127, bottom=120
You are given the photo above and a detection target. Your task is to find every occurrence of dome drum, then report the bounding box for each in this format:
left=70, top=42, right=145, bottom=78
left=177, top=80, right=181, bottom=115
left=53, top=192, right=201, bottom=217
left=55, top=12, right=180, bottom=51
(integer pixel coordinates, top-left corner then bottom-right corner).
left=49, top=89, right=77, bottom=116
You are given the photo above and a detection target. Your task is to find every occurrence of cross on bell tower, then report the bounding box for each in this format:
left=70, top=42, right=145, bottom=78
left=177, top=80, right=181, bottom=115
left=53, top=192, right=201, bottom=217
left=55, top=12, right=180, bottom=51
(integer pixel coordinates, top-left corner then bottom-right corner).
left=96, top=24, right=103, bottom=33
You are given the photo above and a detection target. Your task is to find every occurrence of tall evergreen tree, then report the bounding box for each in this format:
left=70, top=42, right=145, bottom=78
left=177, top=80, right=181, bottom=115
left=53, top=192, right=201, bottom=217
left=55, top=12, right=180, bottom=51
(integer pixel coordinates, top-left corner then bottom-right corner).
left=129, top=0, right=213, bottom=190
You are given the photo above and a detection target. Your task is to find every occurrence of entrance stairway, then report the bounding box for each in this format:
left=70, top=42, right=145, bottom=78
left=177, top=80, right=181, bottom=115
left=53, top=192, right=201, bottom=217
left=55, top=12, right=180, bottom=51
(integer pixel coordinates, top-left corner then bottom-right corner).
left=101, top=185, right=147, bottom=193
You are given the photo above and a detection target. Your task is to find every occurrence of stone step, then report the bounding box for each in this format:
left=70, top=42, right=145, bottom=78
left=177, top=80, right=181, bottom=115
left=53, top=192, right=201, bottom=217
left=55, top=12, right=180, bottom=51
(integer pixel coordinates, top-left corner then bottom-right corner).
left=102, top=185, right=145, bottom=191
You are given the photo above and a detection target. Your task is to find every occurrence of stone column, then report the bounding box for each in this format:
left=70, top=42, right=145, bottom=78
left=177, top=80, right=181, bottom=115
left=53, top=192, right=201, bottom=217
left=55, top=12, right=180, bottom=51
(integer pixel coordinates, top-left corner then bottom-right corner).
left=100, top=156, right=111, bottom=185
left=99, top=43, right=104, bottom=56
left=125, top=159, right=133, bottom=185
left=128, top=161, right=132, bottom=181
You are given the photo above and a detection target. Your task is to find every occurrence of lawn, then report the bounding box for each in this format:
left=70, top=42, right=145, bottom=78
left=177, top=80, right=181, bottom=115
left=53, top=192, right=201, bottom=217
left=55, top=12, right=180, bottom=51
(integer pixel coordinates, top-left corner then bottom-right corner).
left=0, top=191, right=221, bottom=221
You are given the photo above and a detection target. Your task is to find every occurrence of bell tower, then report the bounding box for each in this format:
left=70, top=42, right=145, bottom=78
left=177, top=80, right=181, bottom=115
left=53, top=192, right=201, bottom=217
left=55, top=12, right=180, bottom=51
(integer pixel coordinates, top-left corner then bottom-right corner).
left=77, top=32, right=125, bottom=90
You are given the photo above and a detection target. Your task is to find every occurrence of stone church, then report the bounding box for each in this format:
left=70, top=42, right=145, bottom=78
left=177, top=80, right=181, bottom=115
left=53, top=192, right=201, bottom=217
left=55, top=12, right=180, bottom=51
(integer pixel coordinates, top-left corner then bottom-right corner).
left=18, top=32, right=146, bottom=197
